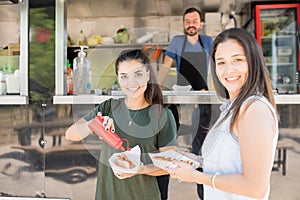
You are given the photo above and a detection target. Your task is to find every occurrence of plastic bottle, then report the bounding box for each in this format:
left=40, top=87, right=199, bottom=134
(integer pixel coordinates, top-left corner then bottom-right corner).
left=73, top=46, right=91, bottom=94
left=2, top=64, right=9, bottom=74
left=122, top=28, right=129, bottom=44
left=88, top=115, right=126, bottom=151
left=1, top=64, right=9, bottom=95
left=9, top=65, right=15, bottom=74
left=116, top=25, right=125, bottom=43
left=6, top=65, right=20, bottom=95
left=77, top=29, right=87, bottom=45
left=0, top=71, right=7, bottom=95
left=64, top=61, right=68, bottom=94
left=66, top=60, right=74, bottom=95
left=112, top=80, right=119, bottom=91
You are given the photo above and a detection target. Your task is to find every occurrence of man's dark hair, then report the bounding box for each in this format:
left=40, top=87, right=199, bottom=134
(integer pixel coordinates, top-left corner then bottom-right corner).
left=183, top=7, right=203, bottom=21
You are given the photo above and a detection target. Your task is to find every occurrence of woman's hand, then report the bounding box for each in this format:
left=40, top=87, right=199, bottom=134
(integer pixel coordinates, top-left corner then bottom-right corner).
left=114, top=172, right=136, bottom=179
left=113, top=162, right=144, bottom=179
left=167, top=161, right=199, bottom=183
left=98, top=112, right=115, bottom=132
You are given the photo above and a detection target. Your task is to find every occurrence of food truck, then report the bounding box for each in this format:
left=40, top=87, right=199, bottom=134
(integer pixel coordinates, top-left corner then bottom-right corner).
left=0, top=0, right=299, bottom=199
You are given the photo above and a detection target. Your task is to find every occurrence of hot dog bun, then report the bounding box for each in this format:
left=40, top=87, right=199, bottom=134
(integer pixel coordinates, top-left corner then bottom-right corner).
left=115, top=157, right=130, bottom=169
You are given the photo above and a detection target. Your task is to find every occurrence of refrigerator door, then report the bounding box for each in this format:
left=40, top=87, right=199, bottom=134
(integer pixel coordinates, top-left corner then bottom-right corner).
left=255, top=3, right=300, bottom=94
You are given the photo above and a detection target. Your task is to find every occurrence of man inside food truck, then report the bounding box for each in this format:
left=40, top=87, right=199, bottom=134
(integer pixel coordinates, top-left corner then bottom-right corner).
left=157, top=7, right=213, bottom=200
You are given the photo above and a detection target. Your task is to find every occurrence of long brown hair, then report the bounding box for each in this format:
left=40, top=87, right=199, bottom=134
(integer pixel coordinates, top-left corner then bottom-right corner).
left=115, top=49, right=164, bottom=107
left=210, top=28, right=277, bottom=129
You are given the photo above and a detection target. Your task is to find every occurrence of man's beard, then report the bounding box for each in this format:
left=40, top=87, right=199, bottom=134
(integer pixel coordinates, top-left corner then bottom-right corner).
left=184, top=27, right=199, bottom=36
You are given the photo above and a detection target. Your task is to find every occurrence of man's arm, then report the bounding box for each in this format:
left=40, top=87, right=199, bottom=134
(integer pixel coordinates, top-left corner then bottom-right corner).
left=157, top=55, right=174, bottom=85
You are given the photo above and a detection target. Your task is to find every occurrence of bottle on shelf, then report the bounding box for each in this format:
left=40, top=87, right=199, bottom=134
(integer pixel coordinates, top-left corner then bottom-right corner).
left=111, top=80, right=119, bottom=91
left=6, top=65, right=20, bottom=95
left=73, top=46, right=91, bottom=94
left=66, top=60, right=74, bottom=95
left=77, top=29, right=87, bottom=45
left=116, top=25, right=125, bottom=43
left=116, top=25, right=130, bottom=44
left=1, top=64, right=10, bottom=95
left=122, top=28, right=129, bottom=44
left=0, top=71, right=7, bottom=95
left=2, top=64, right=9, bottom=75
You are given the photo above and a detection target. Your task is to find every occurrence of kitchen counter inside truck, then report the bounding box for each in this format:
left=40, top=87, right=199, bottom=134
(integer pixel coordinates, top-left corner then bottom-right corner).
left=53, top=91, right=300, bottom=105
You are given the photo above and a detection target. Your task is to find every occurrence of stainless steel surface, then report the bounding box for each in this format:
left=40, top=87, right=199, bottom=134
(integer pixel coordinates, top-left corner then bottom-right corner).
left=0, top=103, right=300, bottom=199
left=0, top=0, right=28, bottom=104
left=53, top=93, right=300, bottom=105
left=19, top=0, right=28, bottom=98
left=0, top=95, right=27, bottom=104
left=0, top=103, right=100, bottom=199
left=163, top=91, right=222, bottom=104
left=70, top=42, right=170, bottom=49
left=55, top=0, right=67, bottom=96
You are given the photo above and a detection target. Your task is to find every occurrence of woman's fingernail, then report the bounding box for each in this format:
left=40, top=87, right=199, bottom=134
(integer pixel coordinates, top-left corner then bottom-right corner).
left=111, top=129, right=115, bottom=132
left=105, top=127, right=109, bottom=131
left=103, top=123, right=106, bottom=126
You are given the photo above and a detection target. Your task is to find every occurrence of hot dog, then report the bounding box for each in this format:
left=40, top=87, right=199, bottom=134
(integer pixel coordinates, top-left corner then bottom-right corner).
left=115, top=153, right=136, bottom=169
left=153, top=155, right=194, bottom=166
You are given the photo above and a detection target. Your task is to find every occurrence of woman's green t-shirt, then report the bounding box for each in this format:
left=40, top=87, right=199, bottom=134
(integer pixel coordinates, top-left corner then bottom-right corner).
left=83, top=98, right=178, bottom=200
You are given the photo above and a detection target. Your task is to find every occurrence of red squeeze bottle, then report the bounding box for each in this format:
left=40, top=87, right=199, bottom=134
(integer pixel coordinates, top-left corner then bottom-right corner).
left=88, top=115, right=125, bottom=151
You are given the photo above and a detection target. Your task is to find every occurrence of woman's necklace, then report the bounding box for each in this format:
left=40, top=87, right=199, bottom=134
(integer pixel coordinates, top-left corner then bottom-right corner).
left=125, top=98, right=147, bottom=126
left=128, top=112, right=136, bottom=126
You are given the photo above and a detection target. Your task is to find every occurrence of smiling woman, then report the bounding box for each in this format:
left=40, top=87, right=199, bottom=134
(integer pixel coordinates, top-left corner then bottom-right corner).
left=117, top=64, right=149, bottom=100
left=166, top=28, right=279, bottom=200
left=65, top=49, right=178, bottom=200
left=215, top=39, right=249, bottom=101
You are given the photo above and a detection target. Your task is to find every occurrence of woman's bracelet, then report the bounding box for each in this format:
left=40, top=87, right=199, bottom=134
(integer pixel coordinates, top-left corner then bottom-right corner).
left=211, top=172, right=220, bottom=190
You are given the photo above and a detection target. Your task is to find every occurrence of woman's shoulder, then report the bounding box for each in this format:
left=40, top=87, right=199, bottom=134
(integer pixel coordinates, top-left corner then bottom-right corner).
left=96, top=98, right=124, bottom=113
left=240, top=96, right=276, bottom=120
left=242, top=96, right=273, bottom=109
left=161, top=107, right=177, bottom=124
left=102, top=97, right=125, bottom=105
left=238, top=96, right=278, bottom=138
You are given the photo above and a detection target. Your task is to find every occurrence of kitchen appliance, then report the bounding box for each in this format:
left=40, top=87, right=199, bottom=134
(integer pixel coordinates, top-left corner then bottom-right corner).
left=254, top=2, right=300, bottom=94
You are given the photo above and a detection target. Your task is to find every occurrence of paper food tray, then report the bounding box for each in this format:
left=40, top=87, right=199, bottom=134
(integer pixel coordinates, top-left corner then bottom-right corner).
left=149, top=150, right=199, bottom=169
left=109, top=145, right=141, bottom=174
left=172, top=84, right=192, bottom=92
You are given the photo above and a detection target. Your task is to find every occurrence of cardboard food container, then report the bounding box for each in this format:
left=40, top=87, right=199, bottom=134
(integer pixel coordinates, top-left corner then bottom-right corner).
left=109, top=145, right=141, bottom=174
left=149, top=150, right=200, bottom=170
left=172, top=84, right=192, bottom=92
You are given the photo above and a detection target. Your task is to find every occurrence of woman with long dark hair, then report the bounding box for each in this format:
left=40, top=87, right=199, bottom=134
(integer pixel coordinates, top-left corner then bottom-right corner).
left=66, top=49, right=177, bottom=200
left=167, top=28, right=278, bottom=200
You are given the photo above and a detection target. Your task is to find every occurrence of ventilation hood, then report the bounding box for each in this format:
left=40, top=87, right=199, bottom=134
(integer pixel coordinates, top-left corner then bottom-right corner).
left=66, top=0, right=276, bottom=19
left=0, top=0, right=23, bottom=5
